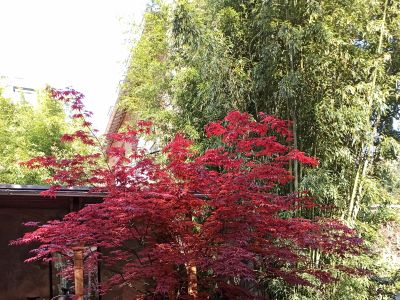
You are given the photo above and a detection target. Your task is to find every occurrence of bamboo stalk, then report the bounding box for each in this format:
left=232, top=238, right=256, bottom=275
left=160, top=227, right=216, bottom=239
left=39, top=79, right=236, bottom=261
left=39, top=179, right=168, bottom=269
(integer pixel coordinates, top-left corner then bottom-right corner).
left=348, top=163, right=361, bottom=222
left=351, top=0, right=389, bottom=221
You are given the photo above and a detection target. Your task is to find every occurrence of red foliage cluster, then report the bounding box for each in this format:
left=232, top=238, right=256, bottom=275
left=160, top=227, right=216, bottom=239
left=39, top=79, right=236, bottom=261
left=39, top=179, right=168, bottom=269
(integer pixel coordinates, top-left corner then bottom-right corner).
left=13, top=88, right=364, bottom=299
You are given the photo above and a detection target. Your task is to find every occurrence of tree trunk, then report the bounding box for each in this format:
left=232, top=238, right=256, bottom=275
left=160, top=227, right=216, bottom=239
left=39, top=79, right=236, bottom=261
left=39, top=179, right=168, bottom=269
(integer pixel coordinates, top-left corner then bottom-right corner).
left=293, top=113, right=299, bottom=192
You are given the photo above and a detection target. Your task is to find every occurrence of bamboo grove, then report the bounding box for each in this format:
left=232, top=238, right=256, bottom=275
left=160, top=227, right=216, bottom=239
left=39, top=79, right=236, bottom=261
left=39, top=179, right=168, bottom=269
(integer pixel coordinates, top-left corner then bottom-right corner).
left=117, top=0, right=400, bottom=298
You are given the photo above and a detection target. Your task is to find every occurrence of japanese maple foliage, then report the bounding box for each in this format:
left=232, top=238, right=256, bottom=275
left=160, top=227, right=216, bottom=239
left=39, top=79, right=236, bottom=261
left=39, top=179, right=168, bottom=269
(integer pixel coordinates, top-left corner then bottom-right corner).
left=13, top=88, right=364, bottom=299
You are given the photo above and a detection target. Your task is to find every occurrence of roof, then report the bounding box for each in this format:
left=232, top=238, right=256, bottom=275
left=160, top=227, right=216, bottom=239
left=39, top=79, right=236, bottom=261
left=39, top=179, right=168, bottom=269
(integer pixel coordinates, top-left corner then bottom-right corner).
left=104, top=105, right=127, bottom=143
left=0, top=184, right=105, bottom=198
left=0, top=184, right=105, bottom=209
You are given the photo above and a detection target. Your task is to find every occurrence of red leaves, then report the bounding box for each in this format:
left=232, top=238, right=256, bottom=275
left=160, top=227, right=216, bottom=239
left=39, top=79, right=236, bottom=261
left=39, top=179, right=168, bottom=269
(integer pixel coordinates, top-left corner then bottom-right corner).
left=60, top=134, right=74, bottom=142
left=205, top=121, right=226, bottom=137
left=65, top=130, right=96, bottom=145
left=163, top=133, right=193, bottom=163
left=22, top=221, right=40, bottom=227
left=106, top=146, right=126, bottom=158
left=286, top=149, right=319, bottom=167
left=21, top=156, right=57, bottom=168
left=16, top=99, right=364, bottom=298
left=49, top=87, right=96, bottom=140
left=260, top=113, right=293, bottom=139
left=49, top=87, right=85, bottom=111
left=39, top=186, right=60, bottom=198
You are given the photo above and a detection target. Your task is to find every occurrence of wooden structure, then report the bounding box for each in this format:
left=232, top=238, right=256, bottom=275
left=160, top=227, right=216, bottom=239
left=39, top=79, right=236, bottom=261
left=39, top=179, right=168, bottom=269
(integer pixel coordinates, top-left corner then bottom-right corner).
left=0, top=184, right=103, bottom=300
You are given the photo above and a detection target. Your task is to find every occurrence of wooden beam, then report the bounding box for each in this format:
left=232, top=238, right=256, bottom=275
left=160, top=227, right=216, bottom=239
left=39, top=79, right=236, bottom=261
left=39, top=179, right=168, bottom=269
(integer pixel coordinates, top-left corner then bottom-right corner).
left=72, top=246, right=84, bottom=300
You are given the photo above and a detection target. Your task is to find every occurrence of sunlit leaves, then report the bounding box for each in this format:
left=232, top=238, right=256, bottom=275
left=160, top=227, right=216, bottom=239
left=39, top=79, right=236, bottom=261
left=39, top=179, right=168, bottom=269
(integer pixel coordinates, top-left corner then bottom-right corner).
left=15, top=91, right=364, bottom=298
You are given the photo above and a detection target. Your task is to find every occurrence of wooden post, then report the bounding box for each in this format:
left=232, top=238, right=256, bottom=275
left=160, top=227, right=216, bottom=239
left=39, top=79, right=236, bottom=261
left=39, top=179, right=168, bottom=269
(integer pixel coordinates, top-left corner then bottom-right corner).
left=48, top=260, right=53, bottom=298
left=186, top=261, right=198, bottom=299
left=167, top=264, right=176, bottom=300
left=72, top=246, right=84, bottom=300
left=168, top=287, right=176, bottom=300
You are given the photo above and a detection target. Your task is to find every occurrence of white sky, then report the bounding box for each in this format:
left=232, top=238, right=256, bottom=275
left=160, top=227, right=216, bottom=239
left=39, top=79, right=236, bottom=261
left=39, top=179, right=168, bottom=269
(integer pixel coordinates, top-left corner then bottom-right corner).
left=0, top=0, right=149, bottom=133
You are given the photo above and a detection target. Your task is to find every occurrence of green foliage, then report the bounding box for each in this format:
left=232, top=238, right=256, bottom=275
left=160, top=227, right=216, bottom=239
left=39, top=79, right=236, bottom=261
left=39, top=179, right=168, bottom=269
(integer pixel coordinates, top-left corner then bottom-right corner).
left=120, top=0, right=400, bottom=298
left=0, top=89, right=80, bottom=184
left=119, top=1, right=176, bottom=143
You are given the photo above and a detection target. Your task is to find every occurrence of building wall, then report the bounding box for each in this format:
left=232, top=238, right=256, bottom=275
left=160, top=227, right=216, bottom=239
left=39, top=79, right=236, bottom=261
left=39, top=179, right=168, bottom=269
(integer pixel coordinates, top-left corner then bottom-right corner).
left=0, top=207, right=68, bottom=300
left=0, top=76, right=40, bottom=106
left=107, top=112, right=133, bottom=167
left=106, top=111, right=160, bottom=168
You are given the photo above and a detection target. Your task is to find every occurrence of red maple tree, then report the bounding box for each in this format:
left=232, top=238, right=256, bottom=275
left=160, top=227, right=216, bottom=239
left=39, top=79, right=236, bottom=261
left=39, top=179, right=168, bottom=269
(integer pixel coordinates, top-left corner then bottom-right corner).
left=14, top=88, right=364, bottom=299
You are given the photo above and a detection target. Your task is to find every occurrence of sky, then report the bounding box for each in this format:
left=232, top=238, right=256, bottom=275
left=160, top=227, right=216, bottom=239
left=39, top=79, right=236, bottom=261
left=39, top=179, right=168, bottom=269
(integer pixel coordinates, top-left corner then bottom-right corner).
left=0, top=0, right=149, bottom=133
